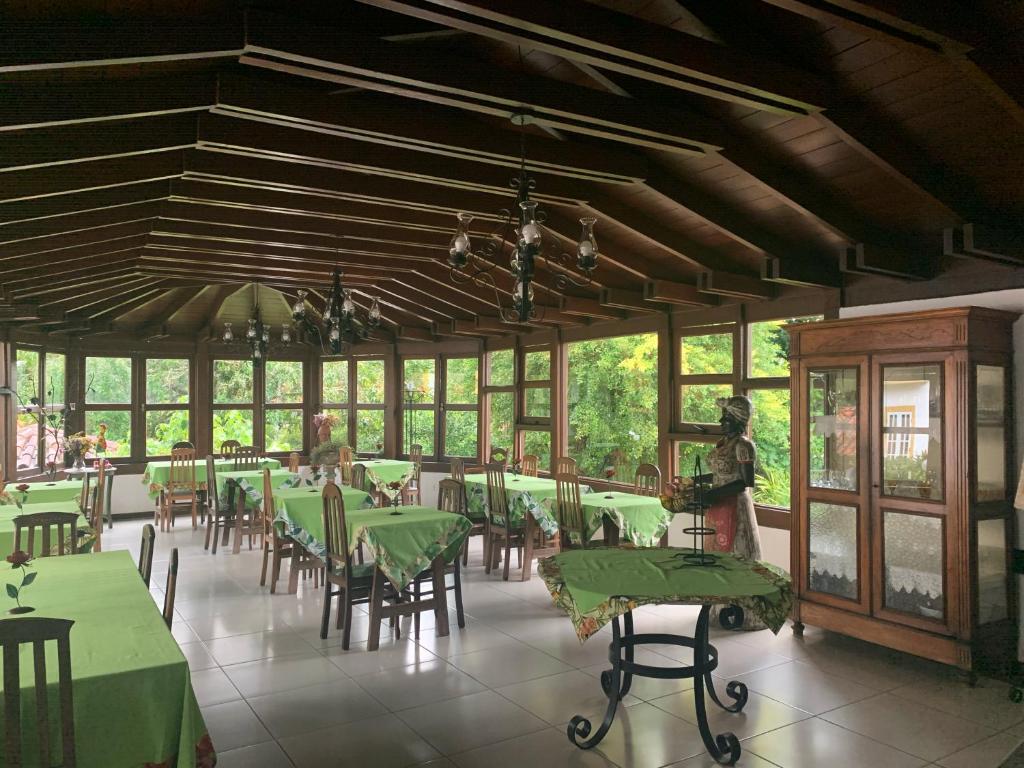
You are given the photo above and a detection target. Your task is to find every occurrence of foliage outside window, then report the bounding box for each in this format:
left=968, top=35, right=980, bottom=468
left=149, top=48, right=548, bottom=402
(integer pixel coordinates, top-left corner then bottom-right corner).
left=401, top=356, right=480, bottom=460
left=403, top=358, right=436, bottom=456
left=145, top=358, right=190, bottom=456
left=84, top=356, right=132, bottom=458
left=356, top=359, right=385, bottom=453
left=485, top=349, right=515, bottom=460
left=321, top=359, right=349, bottom=446
left=488, top=349, right=514, bottom=386
left=518, top=345, right=552, bottom=467
left=444, top=357, right=479, bottom=458
left=567, top=333, right=658, bottom=481
left=265, top=360, right=304, bottom=453
left=212, top=359, right=254, bottom=447
left=14, top=349, right=66, bottom=471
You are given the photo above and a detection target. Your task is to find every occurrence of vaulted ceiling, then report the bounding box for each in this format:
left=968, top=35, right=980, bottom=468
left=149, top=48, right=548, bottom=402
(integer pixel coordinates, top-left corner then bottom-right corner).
left=2, top=0, right=1023, bottom=342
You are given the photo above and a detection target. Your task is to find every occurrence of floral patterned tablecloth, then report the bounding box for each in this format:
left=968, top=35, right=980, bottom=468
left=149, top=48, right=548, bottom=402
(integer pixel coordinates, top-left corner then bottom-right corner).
left=462, top=474, right=593, bottom=536
left=355, top=459, right=416, bottom=493
left=273, top=485, right=375, bottom=555
left=142, top=457, right=281, bottom=500
left=217, top=469, right=307, bottom=510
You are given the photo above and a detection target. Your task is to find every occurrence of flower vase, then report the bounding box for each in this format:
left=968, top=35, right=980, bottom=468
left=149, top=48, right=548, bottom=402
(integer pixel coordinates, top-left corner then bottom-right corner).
left=73, top=455, right=85, bottom=470
left=317, top=425, right=332, bottom=445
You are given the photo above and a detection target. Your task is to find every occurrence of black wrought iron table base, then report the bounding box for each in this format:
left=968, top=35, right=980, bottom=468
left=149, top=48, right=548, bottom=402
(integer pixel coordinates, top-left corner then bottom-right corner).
left=567, top=603, right=748, bottom=766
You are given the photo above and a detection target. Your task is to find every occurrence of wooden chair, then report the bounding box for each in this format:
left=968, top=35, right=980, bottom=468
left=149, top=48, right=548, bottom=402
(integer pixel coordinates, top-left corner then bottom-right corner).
left=232, top=445, right=260, bottom=471
left=488, top=447, right=509, bottom=467
left=520, top=454, right=540, bottom=477
left=1, top=617, right=76, bottom=768
left=204, top=455, right=229, bottom=553
left=159, top=447, right=198, bottom=532
left=634, top=463, right=662, bottom=497
left=14, top=512, right=79, bottom=557
left=320, top=481, right=395, bottom=648
left=403, top=443, right=423, bottom=505
left=555, top=472, right=600, bottom=550
left=408, top=479, right=466, bottom=639
left=288, top=452, right=300, bottom=473
left=555, top=456, right=578, bottom=476
left=172, top=440, right=194, bottom=450
left=163, top=548, right=178, bottom=630
left=88, top=462, right=106, bottom=553
left=351, top=463, right=368, bottom=495
left=449, top=459, right=487, bottom=566
left=219, top=439, right=241, bottom=458
left=338, top=446, right=354, bottom=485
left=259, top=468, right=321, bottom=594
left=138, top=523, right=155, bottom=587
left=484, top=463, right=527, bottom=580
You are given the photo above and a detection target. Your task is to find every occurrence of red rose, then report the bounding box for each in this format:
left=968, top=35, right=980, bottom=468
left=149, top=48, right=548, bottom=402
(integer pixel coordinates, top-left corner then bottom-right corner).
left=6, top=551, right=31, bottom=567
left=15, top=484, right=29, bottom=493
left=387, top=480, right=402, bottom=490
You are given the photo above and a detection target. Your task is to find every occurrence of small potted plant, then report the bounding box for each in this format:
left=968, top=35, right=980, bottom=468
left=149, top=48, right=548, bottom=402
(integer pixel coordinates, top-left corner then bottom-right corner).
left=310, top=440, right=343, bottom=483
left=6, top=550, right=36, bottom=614
left=510, top=457, right=522, bottom=481
left=63, top=432, right=95, bottom=470
left=386, top=480, right=404, bottom=514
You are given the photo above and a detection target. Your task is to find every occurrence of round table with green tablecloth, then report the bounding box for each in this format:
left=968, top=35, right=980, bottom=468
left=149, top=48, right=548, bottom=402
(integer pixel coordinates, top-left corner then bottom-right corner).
left=0, top=479, right=84, bottom=507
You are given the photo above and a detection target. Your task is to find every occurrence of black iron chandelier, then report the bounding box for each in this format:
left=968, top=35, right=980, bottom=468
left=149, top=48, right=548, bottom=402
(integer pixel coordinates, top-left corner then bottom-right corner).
left=221, top=283, right=292, bottom=365
left=291, top=242, right=382, bottom=354
left=446, top=114, right=599, bottom=324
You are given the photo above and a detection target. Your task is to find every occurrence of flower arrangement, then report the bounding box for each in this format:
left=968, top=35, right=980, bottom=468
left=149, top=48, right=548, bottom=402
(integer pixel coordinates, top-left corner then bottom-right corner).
left=6, top=550, right=37, bottom=614
left=310, top=439, right=343, bottom=468
left=375, top=442, right=384, bottom=459
left=63, top=432, right=96, bottom=469
left=95, top=423, right=108, bottom=454
left=603, top=465, right=616, bottom=498
left=510, top=458, right=522, bottom=481
left=46, top=461, right=57, bottom=480
left=313, top=413, right=340, bottom=444
left=386, top=480, right=404, bottom=514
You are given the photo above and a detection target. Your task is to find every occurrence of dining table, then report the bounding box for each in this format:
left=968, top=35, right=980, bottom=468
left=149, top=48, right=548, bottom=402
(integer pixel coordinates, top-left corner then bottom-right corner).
left=274, top=495, right=470, bottom=650
left=354, top=459, right=416, bottom=493
left=142, top=456, right=282, bottom=500
left=571, top=490, right=674, bottom=547
left=0, top=550, right=215, bottom=767
left=0, top=479, right=84, bottom=507
left=462, top=473, right=593, bottom=537
left=0, top=501, right=92, bottom=558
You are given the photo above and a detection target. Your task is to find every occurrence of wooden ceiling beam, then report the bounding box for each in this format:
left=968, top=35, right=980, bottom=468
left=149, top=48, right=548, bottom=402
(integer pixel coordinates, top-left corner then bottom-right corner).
left=39, top=277, right=158, bottom=314
left=0, top=202, right=163, bottom=246
left=943, top=224, right=1024, bottom=266
left=643, top=281, right=719, bottom=308
left=0, top=180, right=170, bottom=227
left=761, top=257, right=843, bottom=289
left=1, top=240, right=148, bottom=274
left=601, top=288, right=671, bottom=313
left=81, top=286, right=167, bottom=323
left=0, top=220, right=155, bottom=260
left=558, top=296, right=625, bottom=321
left=117, top=285, right=208, bottom=331
left=696, top=270, right=775, bottom=300
left=11, top=265, right=142, bottom=299
left=397, top=325, right=435, bottom=342
left=840, top=244, right=935, bottom=280
left=354, top=0, right=827, bottom=114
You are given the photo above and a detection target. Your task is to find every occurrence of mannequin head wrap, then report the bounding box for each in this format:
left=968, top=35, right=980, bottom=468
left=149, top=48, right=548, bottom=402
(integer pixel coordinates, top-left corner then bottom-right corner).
left=716, top=395, right=753, bottom=427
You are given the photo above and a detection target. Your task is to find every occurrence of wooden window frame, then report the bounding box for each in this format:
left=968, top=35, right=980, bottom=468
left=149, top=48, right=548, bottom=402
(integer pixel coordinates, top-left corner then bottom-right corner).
left=263, top=358, right=306, bottom=455
left=13, top=345, right=66, bottom=476
left=353, top=357, right=387, bottom=456
left=142, top=357, right=193, bottom=459
left=83, top=354, right=137, bottom=462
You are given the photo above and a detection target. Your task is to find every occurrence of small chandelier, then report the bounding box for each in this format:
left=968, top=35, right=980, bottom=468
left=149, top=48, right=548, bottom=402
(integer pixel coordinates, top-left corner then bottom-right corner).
left=222, top=283, right=291, bottom=365
left=292, top=240, right=382, bottom=354
left=446, top=115, right=599, bottom=323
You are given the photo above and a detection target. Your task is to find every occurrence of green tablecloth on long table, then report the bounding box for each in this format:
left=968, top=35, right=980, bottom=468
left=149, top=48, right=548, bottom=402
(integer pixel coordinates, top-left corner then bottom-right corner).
left=0, top=551, right=214, bottom=767
left=217, top=469, right=306, bottom=510
left=0, top=479, right=84, bottom=507
left=0, top=501, right=93, bottom=558
left=355, top=459, right=415, bottom=493
left=273, top=485, right=375, bottom=551
left=143, top=457, right=281, bottom=499
left=463, top=474, right=592, bottom=536
left=539, top=547, right=793, bottom=642
left=571, top=491, right=674, bottom=547
left=276, top=499, right=470, bottom=591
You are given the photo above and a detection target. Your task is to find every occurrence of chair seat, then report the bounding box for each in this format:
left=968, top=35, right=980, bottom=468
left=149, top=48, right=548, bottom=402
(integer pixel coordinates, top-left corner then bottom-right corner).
left=330, top=561, right=375, bottom=581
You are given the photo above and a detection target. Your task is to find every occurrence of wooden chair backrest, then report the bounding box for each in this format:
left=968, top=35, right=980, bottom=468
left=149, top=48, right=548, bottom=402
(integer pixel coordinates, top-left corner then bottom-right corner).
left=485, top=463, right=510, bottom=526
left=219, top=440, right=241, bottom=457
left=450, top=457, right=465, bottom=483
left=321, top=481, right=353, bottom=575
left=138, top=523, right=155, bottom=587
left=634, top=463, right=662, bottom=497
left=1, top=617, right=76, bottom=768
left=437, top=478, right=462, bottom=514
left=163, top=548, right=178, bottom=630
left=172, top=440, right=194, bottom=450
left=408, top=444, right=423, bottom=485
left=232, top=446, right=260, bottom=471
left=169, top=447, right=196, bottom=490
left=338, top=446, right=354, bottom=484
left=288, top=452, right=300, bottom=473
left=350, top=463, right=367, bottom=493
left=488, top=447, right=509, bottom=467
left=14, top=512, right=79, bottom=557
left=205, top=455, right=220, bottom=515
left=554, top=456, right=578, bottom=476
left=555, top=472, right=585, bottom=545
left=262, top=468, right=283, bottom=545
left=88, top=463, right=105, bottom=552
left=520, top=454, right=539, bottom=477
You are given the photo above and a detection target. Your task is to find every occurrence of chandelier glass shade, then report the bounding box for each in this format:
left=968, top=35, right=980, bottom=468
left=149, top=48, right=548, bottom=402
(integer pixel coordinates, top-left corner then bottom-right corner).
left=291, top=259, right=382, bottom=355
left=221, top=284, right=291, bottom=365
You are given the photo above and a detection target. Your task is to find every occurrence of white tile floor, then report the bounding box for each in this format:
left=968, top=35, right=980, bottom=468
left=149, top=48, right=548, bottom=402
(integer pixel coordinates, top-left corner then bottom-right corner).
left=103, top=518, right=1024, bottom=768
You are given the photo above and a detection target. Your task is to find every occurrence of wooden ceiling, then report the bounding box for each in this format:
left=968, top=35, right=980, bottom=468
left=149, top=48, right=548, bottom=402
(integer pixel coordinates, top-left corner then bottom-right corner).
left=2, top=0, right=1023, bottom=342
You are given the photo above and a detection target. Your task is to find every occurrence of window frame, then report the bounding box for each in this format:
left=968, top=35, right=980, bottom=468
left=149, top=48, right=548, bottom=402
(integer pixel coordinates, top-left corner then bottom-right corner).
left=398, top=354, right=482, bottom=462
left=353, top=357, right=387, bottom=456
left=263, top=358, right=306, bottom=454
left=210, top=355, right=257, bottom=450
left=83, top=354, right=137, bottom=461
left=13, top=345, right=67, bottom=475
left=142, top=356, right=193, bottom=459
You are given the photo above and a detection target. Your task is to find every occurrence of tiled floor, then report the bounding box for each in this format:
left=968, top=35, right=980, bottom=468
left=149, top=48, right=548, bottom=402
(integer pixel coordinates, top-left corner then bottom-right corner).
left=105, top=519, right=1023, bottom=768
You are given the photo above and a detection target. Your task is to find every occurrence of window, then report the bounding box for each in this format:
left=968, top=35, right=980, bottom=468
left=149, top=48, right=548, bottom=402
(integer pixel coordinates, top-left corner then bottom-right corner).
left=567, top=333, right=658, bottom=481
left=321, top=359, right=349, bottom=446
left=488, top=349, right=514, bottom=386
left=14, top=349, right=66, bottom=471
left=145, top=358, right=190, bottom=456
left=518, top=345, right=552, bottom=468
left=403, top=358, right=436, bottom=456
left=400, top=356, right=480, bottom=460
left=885, top=409, right=913, bottom=457
left=484, top=348, right=516, bottom=461
left=678, top=327, right=734, bottom=427
left=265, top=360, right=304, bottom=453
left=212, top=359, right=254, bottom=447
left=444, top=357, right=479, bottom=458
left=356, top=359, right=386, bottom=453
left=85, top=356, right=133, bottom=458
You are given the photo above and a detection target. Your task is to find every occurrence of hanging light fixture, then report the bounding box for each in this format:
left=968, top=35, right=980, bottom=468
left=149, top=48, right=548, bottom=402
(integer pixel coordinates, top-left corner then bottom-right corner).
left=291, top=237, right=383, bottom=354
left=445, top=114, right=599, bottom=324
left=222, top=283, right=290, bottom=365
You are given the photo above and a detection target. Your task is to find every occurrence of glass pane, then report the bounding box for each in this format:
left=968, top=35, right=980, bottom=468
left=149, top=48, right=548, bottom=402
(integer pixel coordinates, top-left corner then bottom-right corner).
left=45, top=353, right=65, bottom=405
left=681, top=332, right=732, bottom=375
left=265, top=360, right=303, bottom=405
left=750, top=388, right=791, bottom=509
left=524, top=350, right=550, bottom=380
left=85, top=410, right=131, bottom=458
left=403, top=358, right=435, bottom=403
left=446, top=358, right=478, bottom=404
left=445, top=411, right=478, bottom=458
left=357, top=360, right=385, bottom=404
left=488, top=349, right=514, bottom=386
left=808, top=368, right=858, bottom=491
left=522, top=430, right=551, bottom=469
left=324, top=408, right=349, bottom=446
left=488, top=391, right=514, bottom=455
left=808, top=502, right=859, bottom=600
left=266, top=409, right=304, bottom=452
left=882, top=365, right=943, bottom=501
left=677, top=441, right=714, bottom=478
left=403, top=410, right=435, bottom=456
left=525, top=387, right=550, bottom=418
left=978, top=518, right=1009, bottom=624
left=85, top=357, right=131, bottom=404
left=15, top=349, right=39, bottom=405
left=355, top=409, right=385, bottom=453
left=322, top=360, right=349, bottom=404
left=16, top=409, right=38, bottom=471
left=976, top=365, right=1006, bottom=502
left=146, top=359, right=189, bottom=404
left=146, top=410, right=190, bottom=456
left=883, top=511, right=944, bottom=620
left=567, top=334, right=659, bottom=480
left=749, top=317, right=821, bottom=378
left=681, top=384, right=731, bottom=424
left=41, top=420, right=63, bottom=468
left=213, top=359, right=253, bottom=404
left=212, top=408, right=254, bottom=446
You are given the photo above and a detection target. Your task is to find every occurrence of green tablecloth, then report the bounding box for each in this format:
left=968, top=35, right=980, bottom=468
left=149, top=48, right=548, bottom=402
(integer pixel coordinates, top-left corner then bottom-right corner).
left=539, top=547, right=793, bottom=642
left=356, top=459, right=415, bottom=493
left=217, top=469, right=305, bottom=510
left=463, top=474, right=592, bottom=536
left=0, top=501, right=92, bottom=558
left=143, top=457, right=281, bottom=500
left=574, top=491, right=674, bottom=547
left=0, top=479, right=84, bottom=507
left=277, top=501, right=470, bottom=591
left=0, top=551, right=214, bottom=767
left=273, top=485, right=375, bottom=550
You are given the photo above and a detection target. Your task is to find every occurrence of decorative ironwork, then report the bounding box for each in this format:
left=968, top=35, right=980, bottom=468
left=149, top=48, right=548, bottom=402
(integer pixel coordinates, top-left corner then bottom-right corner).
left=221, top=283, right=290, bottom=365
left=677, top=456, right=720, bottom=567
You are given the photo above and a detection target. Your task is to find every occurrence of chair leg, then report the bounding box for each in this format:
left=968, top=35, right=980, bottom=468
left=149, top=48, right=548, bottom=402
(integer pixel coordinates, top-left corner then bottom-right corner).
left=287, top=548, right=301, bottom=594
left=341, top=587, right=353, bottom=650
left=461, top=536, right=469, bottom=566
left=521, top=532, right=534, bottom=582
left=260, top=543, right=270, bottom=587
left=270, top=550, right=283, bottom=594
left=320, top=584, right=333, bottom=640
left=204, top=514, right=213, bottom=550
left=211, top=516, right=220, bottom=554
left=502, top=537, right=512, bottom=581
left=413, top=579, right=421, bottom=641
left=484, top=533, right=493, bottom=574
left=454, top=561, right=465, bottom=629
left=192, top=497, right=198, bottom=530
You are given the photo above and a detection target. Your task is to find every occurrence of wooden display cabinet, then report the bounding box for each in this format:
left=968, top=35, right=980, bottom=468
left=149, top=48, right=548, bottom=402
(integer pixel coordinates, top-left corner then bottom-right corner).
left=787, top=307, right=1018, bottom=673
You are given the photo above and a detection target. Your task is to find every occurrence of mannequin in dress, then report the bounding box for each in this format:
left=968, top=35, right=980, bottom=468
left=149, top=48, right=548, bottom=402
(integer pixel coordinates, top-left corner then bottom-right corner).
left=703, top=395, right=765, bottom=630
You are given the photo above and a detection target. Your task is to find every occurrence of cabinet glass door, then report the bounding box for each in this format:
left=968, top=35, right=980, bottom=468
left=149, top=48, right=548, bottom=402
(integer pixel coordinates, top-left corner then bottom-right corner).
left=881, top=364, right=943, bottom=501
left=881, top=510, right=945, bottom=622
left=808, top=368, right=858, bottom=491
left=976, top=365, right=1006, bottom=503
left=808, top=501, right=859, bottom=601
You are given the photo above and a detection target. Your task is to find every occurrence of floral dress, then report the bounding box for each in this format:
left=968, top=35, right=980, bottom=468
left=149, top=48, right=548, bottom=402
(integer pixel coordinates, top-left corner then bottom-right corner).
left=706, top=433, right=765, bottom=630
